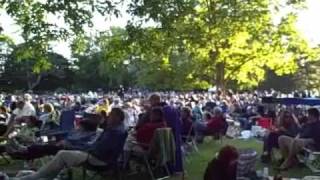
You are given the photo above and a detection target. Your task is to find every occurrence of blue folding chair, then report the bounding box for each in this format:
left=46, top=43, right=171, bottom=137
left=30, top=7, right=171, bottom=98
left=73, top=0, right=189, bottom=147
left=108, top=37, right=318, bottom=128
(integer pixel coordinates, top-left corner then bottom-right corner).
left=38, top=110, right=75, bottom=138
left=59, top=110, right=76, bottom=131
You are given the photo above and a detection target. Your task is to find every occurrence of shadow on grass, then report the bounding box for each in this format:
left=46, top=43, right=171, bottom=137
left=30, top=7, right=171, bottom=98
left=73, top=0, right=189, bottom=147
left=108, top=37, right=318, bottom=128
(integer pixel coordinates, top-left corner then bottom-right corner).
left=0, top=138, right=314, bottom=179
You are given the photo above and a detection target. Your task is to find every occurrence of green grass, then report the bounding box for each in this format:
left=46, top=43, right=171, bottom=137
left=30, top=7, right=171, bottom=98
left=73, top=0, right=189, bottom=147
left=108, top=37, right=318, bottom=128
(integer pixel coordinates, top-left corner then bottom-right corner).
left=0, top=138, right=316, bottom=179
left=184, top=138, right=313, bottom=179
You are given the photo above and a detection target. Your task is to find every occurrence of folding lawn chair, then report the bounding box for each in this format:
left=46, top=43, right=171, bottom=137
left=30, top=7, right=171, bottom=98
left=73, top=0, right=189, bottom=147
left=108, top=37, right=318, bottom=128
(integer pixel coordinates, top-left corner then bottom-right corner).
left=38, top=109, right=75, bottom=139
left=298, top=147, right=320, bottom=173
left=181, top=123, right=198, bottom=154
left=129, top=128, right=176, bottom=180
left=80, top=131, right=128, bottom=180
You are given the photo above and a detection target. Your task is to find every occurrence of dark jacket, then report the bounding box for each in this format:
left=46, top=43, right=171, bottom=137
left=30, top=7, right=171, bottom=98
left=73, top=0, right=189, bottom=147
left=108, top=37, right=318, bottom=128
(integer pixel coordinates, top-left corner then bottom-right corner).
left=300, top=121, right=320, bottom=150
left=89, top=124, right=127, bottom=164
left=65, top=130, right=97, bottom=150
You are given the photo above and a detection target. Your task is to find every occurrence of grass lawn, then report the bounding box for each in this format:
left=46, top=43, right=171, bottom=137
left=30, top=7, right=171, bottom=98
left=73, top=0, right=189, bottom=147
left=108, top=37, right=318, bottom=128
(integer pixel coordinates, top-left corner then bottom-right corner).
left=184, top=138, right=313, bottom=179
left=0, top=138, right=316, bottom=179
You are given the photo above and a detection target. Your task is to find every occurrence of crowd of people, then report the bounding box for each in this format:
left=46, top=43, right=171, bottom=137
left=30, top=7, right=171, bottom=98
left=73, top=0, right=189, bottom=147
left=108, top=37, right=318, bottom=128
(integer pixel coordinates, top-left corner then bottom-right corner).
left=0, top=90, right=319, bottom=179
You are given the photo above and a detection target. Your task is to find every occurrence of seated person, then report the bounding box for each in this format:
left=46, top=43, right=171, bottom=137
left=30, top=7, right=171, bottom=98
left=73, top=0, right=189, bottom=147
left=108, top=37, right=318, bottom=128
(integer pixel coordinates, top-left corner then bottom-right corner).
left=8, top=119, right=98, bottom=160
left=95, top=98, right=110, bottom=114
left=195, top=107, right=227, bottom=143
left=203, top=111, right=212, bottom=122
left=134, top=100, right=151, bottom=130
left=204, top=145, right=239, bottom=180
left=98, top=110, right=109, bottom=129
left=181, top=107, right=194, bottom=139
left=261, top=110, right=300, bottom=163
left=123, top=107, right=166, bottom=155
left=206, top=107, right=227, bottom=134
left=248, top=105, right=265, bottom=125
left=278, top=108, right=320, bottom=170
left=1, top=100, right=36, bottom=138
left=136, top=107, right=166, bottom=148
left=0, top=106, right=9, bottom=136
left=5, top=116, right=41, bottom=153
left=12, top=107, right=127, bottom=180
left=192, top=102, right=203, bottom=122
left=39, top=103, right=59, bottom=130
left=237, top=106, right=259, bottom=130
left=0, top=106, right=10, bottom=124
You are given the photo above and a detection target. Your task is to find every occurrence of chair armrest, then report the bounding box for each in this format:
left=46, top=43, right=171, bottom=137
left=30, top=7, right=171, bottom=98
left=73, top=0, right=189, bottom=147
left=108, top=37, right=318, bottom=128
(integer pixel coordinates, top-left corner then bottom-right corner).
left=38, top=130, right=68, bottom=137
left=304, top=147, right=320, bottom=154
left=131, top=140, right=149, bottom=148
left=310, top=151, right=320, bottom=155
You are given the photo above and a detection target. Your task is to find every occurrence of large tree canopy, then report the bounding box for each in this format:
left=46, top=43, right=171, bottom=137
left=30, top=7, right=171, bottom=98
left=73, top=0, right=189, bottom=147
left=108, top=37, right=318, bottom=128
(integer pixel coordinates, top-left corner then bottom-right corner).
left=1, top=0, right=320, bottom=91
left=1, top=43, right=73, bottom=90
left=127, top=0, right=319, bottom=89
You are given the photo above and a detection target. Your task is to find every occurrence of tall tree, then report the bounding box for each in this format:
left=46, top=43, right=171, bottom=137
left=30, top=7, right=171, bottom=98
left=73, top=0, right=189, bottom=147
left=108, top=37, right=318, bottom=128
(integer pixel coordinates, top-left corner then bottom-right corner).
left=128, top=0, right=318, bottom=90
left=73, top=27, right=135, bottom=90
left=2, top=44, right=72, bottom=90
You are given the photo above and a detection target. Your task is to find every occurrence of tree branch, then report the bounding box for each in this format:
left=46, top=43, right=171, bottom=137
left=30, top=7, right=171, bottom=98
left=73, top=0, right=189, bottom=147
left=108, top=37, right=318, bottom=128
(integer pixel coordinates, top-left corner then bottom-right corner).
left=224, top=56, right=257, bottom=81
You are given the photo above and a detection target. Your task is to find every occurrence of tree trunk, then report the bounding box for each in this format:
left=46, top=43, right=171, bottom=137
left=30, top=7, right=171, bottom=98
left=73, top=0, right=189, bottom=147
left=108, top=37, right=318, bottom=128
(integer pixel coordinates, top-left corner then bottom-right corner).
left=215, top=62, right=225, bottom=91
left=27, top=72, right=42, bottom=90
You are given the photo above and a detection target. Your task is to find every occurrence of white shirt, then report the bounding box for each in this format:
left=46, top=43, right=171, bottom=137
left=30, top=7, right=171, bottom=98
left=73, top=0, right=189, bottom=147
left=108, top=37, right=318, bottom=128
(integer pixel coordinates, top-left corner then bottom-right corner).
left=13, top=102, right=36, bottom=118
left=124, top=108, right=136, bottom=128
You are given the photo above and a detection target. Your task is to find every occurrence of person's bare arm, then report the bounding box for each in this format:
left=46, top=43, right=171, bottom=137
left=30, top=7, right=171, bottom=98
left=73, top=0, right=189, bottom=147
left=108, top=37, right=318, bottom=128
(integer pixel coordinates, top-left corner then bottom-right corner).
left=2, top=117, right=14, bottom=138
left=2, top=115, right=17, bottom=138
left=292, top=113, right=301, bottom=128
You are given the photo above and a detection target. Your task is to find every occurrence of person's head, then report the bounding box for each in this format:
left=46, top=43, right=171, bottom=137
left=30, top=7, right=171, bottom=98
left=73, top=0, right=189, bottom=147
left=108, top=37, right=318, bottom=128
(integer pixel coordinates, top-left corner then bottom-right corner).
left=149, top=93, right=161, bottom=107
left=307, top=108, right=319, bottom=122
left=217, top=145, right=239, bottom=166
left=213, top=107, right=223, bottom=117
left=181, top=107, right=192, bottom=120
left=280, top=110, right=293, bottom=127
left=43, top=103, right=54, bottom=113
left=24, top=93, right=32, bottom=102
left=150, top=107, right=164, bottom=123
left=0, top=106, right=7, bottom=114
left=108, top=108, right=125, bottom=126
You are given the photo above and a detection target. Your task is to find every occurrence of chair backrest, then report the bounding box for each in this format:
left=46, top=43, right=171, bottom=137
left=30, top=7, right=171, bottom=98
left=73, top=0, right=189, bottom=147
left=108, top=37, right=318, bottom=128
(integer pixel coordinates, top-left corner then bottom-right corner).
left=59, top=110, right=75, bottom=131
left=106, top=130, right=128, bottom=166
left=114, top=131, right=128, bottom=160
left=149, top=128, right=176, bottom=166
